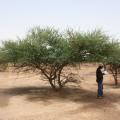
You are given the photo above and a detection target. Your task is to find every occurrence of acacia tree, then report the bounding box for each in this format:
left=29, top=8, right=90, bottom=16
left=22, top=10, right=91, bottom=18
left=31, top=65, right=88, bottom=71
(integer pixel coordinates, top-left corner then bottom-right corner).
left=0, top=27, right=117, bottom=90
left=104, top=42, right=120, bottom=85
left=1, top=28, right=75, bottom=90
left=67, top=30, right=120, bottom=85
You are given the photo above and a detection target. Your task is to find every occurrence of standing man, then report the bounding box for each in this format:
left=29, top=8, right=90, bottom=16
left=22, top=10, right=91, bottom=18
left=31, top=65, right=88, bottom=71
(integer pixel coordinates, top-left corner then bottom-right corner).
left=96, top=64, right=105, bottom=98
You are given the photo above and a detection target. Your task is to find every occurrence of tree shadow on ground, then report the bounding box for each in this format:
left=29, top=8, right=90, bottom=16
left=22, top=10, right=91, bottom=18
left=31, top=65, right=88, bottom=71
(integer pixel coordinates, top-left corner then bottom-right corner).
left=0, top=86, right=120, bottom=109
left=104, top=82, right=120, bottom=88
left=0, top=91, right=10, bottom=107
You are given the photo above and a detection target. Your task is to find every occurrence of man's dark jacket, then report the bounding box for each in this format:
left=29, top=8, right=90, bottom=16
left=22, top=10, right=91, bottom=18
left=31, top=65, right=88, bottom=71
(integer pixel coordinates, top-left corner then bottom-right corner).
left=96, top=67, right=104, bottom=82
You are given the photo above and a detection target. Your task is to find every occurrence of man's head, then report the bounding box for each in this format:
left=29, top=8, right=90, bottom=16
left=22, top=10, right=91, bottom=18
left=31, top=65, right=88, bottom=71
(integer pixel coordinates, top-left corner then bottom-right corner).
left=98, top=63, right=104, bottom=69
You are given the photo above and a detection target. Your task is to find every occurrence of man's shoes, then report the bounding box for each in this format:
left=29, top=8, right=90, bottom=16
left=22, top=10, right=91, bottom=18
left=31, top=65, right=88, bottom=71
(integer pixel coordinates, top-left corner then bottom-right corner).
left=97, top=96, right=103, bottom=99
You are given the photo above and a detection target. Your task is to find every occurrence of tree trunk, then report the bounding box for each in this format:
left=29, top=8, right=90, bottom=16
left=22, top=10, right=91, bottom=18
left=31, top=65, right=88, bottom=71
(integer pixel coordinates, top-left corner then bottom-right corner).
left=48, top=68, right=63, bottom=91
left=115, top=77, right=118, bottom=85
left=110, top=65, right=118, bottom=86
left=114, top=69, right=118, bottom=85
left=48, top=79, right=57, bottom=90
left=57, top=69, right=63, bottom=90
left=39, top=63, right=68, bottom=91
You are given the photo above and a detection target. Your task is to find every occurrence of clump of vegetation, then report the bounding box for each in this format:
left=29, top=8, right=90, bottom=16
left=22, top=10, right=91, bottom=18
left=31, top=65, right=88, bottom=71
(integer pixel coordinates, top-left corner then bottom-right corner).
left=105, top=42, right=120, bottom=85
left=0, top=27, right=120, bottom=90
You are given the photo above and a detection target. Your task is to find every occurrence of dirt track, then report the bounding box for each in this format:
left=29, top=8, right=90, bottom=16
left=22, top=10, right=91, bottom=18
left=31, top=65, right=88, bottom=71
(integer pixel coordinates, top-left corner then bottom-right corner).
left=0, top=64, right=120, bottom=120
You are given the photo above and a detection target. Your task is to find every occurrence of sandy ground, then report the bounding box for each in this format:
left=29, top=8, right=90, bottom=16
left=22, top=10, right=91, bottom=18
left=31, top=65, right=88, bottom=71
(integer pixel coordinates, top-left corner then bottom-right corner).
left=0, top=64, right=120, bottom=120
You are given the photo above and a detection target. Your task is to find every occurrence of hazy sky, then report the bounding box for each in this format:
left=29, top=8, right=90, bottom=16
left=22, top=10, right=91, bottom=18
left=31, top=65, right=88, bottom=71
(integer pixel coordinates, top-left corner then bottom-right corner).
left=0, top=0, right=120, bottom=42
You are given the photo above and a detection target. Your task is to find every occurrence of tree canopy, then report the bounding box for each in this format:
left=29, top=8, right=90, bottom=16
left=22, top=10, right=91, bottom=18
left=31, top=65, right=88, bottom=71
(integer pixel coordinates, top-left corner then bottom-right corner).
left=0, top=27, right=120, bottom=89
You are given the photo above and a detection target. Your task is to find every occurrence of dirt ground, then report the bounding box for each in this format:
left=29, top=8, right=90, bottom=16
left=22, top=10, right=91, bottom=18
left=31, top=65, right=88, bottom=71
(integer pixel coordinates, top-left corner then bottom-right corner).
left=0, top=64, right=120, bottom=120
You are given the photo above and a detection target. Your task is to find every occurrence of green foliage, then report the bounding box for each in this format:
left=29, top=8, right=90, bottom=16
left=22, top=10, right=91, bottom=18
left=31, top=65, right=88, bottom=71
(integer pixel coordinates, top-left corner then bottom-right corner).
left=0, top=26, right=120, bottom=88
left=24, top=28, right=72, bottom=64
left=2, top=28, right=72, bottom=66
left=67, top=29, right=112, bottom=62
left=105, top=42, right=120, bottom=65
left=2, top=27, right=116, bottom=66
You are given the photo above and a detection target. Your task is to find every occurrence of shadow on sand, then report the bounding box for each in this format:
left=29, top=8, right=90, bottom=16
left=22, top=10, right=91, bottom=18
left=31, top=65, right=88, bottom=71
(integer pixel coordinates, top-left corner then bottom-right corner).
left=104, top=82, right=120, bottom=88
left=0, top=85, right=120, bottom=108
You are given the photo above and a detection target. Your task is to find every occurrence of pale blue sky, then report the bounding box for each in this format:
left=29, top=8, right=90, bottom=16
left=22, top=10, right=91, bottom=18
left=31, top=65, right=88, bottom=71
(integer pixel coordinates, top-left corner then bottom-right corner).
left=0, top=0, right=120, bottom=41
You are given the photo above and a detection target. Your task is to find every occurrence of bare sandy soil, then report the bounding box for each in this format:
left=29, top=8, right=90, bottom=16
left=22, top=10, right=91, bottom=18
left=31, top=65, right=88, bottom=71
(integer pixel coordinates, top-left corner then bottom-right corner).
left=0, top=64, right=120, bottom=120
